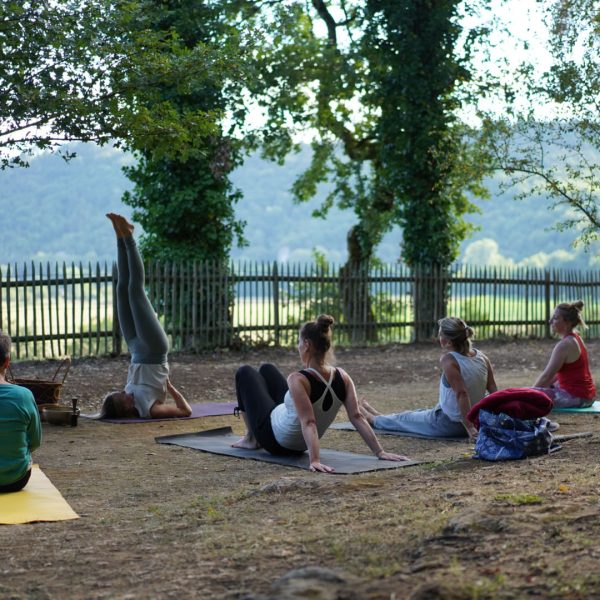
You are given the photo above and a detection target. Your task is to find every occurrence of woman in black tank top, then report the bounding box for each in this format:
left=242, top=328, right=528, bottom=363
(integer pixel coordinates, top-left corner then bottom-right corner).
left=233, top=314, right=410, bottom=472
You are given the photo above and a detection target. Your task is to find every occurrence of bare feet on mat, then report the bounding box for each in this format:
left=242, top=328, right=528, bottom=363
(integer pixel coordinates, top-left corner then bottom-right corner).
left=232, top=434, right=261, bottom=450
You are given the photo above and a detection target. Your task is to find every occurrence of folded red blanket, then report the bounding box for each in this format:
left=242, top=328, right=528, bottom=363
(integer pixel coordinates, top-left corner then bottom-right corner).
left=467, top=388, right=553, bottom=428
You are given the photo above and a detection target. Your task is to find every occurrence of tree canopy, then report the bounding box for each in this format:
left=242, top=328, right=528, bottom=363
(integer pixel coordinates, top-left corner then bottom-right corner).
left=0, top=0, right=230, bottom=169
left=479, top=0, right=600, bottom=248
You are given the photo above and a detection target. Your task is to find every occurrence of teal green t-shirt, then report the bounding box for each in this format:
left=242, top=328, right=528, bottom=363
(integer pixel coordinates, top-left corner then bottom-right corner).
left=0, top=383, right=42, bottom=485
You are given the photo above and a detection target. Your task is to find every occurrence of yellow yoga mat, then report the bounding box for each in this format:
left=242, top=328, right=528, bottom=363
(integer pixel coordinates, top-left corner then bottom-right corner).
left=0, top=464, right=79, bottom=525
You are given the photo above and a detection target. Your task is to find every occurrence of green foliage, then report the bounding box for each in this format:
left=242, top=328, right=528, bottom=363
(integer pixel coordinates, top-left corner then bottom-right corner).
left=240, top=1, right=398, bottom=264
left=121, top=0, right=247, bottom=262
left=478, top=0, right=600, bottom=249
left=123, top=151, right=245, bottom=262
left=366, top=0, right=490, bottom=268
left=0, top=0, right=231, bottom=169
left=494, top=493, right=544, bottom=506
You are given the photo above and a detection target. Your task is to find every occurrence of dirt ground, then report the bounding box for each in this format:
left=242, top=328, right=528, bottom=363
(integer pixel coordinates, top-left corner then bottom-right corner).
left=3, top=339, right=600, bottom=599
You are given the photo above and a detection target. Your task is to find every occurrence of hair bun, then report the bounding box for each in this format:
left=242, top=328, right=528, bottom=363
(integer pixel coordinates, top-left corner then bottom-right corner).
left=316, top=314, right=334, bottom=330
left=574, top=300, right=584, bottom=311
left=465, top=326, right=474, bottom=338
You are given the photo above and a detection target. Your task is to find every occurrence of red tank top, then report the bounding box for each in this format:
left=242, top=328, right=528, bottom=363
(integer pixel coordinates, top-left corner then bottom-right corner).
left=557, top=333, right=596, bottom=400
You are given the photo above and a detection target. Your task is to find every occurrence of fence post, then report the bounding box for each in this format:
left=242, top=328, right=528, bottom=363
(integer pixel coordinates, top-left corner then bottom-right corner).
left=544, top=269, right=551, bottom=339
left=272, top=262, right=280, bottom=346
left=111, top=263, right=122, bottom=356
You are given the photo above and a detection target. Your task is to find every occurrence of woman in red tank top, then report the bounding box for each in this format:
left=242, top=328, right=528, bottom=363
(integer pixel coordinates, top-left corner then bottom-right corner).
left=533, top=301, right=596, bottom=408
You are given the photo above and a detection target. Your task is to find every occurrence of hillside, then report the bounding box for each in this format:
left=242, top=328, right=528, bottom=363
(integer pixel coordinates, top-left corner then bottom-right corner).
left=0, top=142, right=596, bottom=268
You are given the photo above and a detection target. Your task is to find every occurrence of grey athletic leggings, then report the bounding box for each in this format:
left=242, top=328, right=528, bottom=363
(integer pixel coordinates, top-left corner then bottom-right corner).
left=116, top=237, right=169, bottom=364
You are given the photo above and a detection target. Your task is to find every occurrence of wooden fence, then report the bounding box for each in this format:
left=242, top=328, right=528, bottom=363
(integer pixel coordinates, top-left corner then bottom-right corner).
left=1, top=261, right=600, bottom=360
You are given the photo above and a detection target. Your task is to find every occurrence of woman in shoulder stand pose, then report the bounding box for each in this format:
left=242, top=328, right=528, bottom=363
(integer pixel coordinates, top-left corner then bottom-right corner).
left=233, top=314, right=409, bottom=472
left=99, top=213, right=192, bottom=419
left=361, top=317, right=497, bottom=441
left=533, top=300, right=596, bottom=408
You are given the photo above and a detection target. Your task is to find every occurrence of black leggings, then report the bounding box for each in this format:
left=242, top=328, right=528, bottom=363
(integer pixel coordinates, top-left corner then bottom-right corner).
left=235, top=364, right=302, bottom=456
left=0, top=468, right=31, bottom=493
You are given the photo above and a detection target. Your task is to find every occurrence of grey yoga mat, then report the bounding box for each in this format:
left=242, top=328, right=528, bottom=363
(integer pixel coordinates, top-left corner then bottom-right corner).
left=155, top=427, right=420, bottom=474
left=82, top=401, right=236, bottom=423
left=329, top=421, right=468, bottom=442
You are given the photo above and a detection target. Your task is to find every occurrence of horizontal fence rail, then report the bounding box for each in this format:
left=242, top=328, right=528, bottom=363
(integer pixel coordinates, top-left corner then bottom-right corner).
left=1, top=260, right=600, bottom=360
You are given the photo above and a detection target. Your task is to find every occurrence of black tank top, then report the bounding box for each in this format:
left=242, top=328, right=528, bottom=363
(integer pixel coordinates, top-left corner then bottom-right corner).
left=298, top=368, right=347, bottom=411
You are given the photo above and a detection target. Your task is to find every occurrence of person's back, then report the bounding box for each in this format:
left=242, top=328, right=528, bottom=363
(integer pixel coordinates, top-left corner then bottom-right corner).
left=439, top=350, right=488, bottom=422
left=0, top=330, right=42, bottom=493
left=0, top=384, right=41, bottom=487
left=271, top=367, right=347, bottom=451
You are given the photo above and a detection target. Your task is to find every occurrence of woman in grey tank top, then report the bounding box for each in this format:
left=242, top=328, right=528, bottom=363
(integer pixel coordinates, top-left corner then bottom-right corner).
left=361, top=317, right=497, bottom=440
left=233, top=315, right=411, bottom=472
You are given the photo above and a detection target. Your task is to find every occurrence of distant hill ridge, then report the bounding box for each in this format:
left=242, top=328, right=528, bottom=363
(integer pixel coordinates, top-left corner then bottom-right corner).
left=0, top=142, right=596, bottom=269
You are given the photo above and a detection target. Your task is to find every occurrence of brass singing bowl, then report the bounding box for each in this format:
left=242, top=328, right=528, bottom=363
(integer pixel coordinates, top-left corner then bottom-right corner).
left=40, top=405, right=80, bottom=426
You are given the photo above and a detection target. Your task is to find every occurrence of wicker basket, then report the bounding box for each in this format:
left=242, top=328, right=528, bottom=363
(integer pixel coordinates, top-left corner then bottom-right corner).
left=8, top=357, right=71, bottom=407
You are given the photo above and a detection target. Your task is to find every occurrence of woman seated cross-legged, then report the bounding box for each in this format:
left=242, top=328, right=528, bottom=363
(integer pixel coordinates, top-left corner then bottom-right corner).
left=233, top=314, right=410, bottom=473
left=360, top=317, right=497, bottom=441
left=533, top=300, right=596, bottom=408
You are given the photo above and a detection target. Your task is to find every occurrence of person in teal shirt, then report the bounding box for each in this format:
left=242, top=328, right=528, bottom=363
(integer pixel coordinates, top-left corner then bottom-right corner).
left=0, top=331, right=41, bottom=492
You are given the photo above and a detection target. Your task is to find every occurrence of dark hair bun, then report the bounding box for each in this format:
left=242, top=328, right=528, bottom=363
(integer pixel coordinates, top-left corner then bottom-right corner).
left=316, top=314, right=334, bottom=330
left=574, top=300, right=584, bottom=311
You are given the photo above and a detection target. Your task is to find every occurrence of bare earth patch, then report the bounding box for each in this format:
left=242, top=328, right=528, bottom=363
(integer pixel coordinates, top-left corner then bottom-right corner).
left=3, top=339, right=600, bottom=599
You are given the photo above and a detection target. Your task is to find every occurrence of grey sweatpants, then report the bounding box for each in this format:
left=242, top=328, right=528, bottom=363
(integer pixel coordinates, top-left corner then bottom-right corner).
left=116, top=237, right=169, bottom=364
left=373, top=404, right=467, bottom=438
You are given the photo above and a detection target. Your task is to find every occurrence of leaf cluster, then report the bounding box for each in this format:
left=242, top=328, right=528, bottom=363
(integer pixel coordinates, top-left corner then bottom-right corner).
left=0, top=0, right=235, bottom=169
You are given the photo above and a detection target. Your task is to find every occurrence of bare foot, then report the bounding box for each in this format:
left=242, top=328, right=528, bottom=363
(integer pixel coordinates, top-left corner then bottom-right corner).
left=119, top=215, right=134, bottom=236
left=231, top=435, right=261, bottom=450
left=106, top=213, right=134, bottom=238
left=106, top=213, right=124, bottom=237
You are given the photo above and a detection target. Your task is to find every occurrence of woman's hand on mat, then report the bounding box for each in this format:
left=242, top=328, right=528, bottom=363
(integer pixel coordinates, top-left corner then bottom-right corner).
left=377, top=451, right=411, bottom=462
left=309, top=461, right=335, bottom=473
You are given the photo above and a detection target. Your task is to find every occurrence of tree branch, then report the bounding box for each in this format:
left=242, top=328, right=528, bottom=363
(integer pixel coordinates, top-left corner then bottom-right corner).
left=311, top=0, right=337, bottom=46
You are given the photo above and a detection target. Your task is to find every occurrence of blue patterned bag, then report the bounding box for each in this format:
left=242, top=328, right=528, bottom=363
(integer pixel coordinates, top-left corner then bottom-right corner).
left=474, top=409, right=554, bottom=461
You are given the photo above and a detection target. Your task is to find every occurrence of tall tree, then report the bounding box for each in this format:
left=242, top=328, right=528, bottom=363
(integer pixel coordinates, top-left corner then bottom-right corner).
left=122, top=1, right=246, bottom=263
left=239, top=0, right=491, bottom=340
left=121, top=0, right=249, bottom=348
left=0, top=0, right=224, bottom=169
left=368, top=0, right=489, bottom=339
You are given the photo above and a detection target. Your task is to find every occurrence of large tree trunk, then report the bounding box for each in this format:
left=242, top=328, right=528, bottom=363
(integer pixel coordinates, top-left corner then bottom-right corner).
left=412, top=263, right=449, bottom=342
left=339, top=226, right=378, bottom=344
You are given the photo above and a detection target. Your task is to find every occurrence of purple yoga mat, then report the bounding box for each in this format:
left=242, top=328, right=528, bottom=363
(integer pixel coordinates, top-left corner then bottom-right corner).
left=81, top=401, right=236, bottom=423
